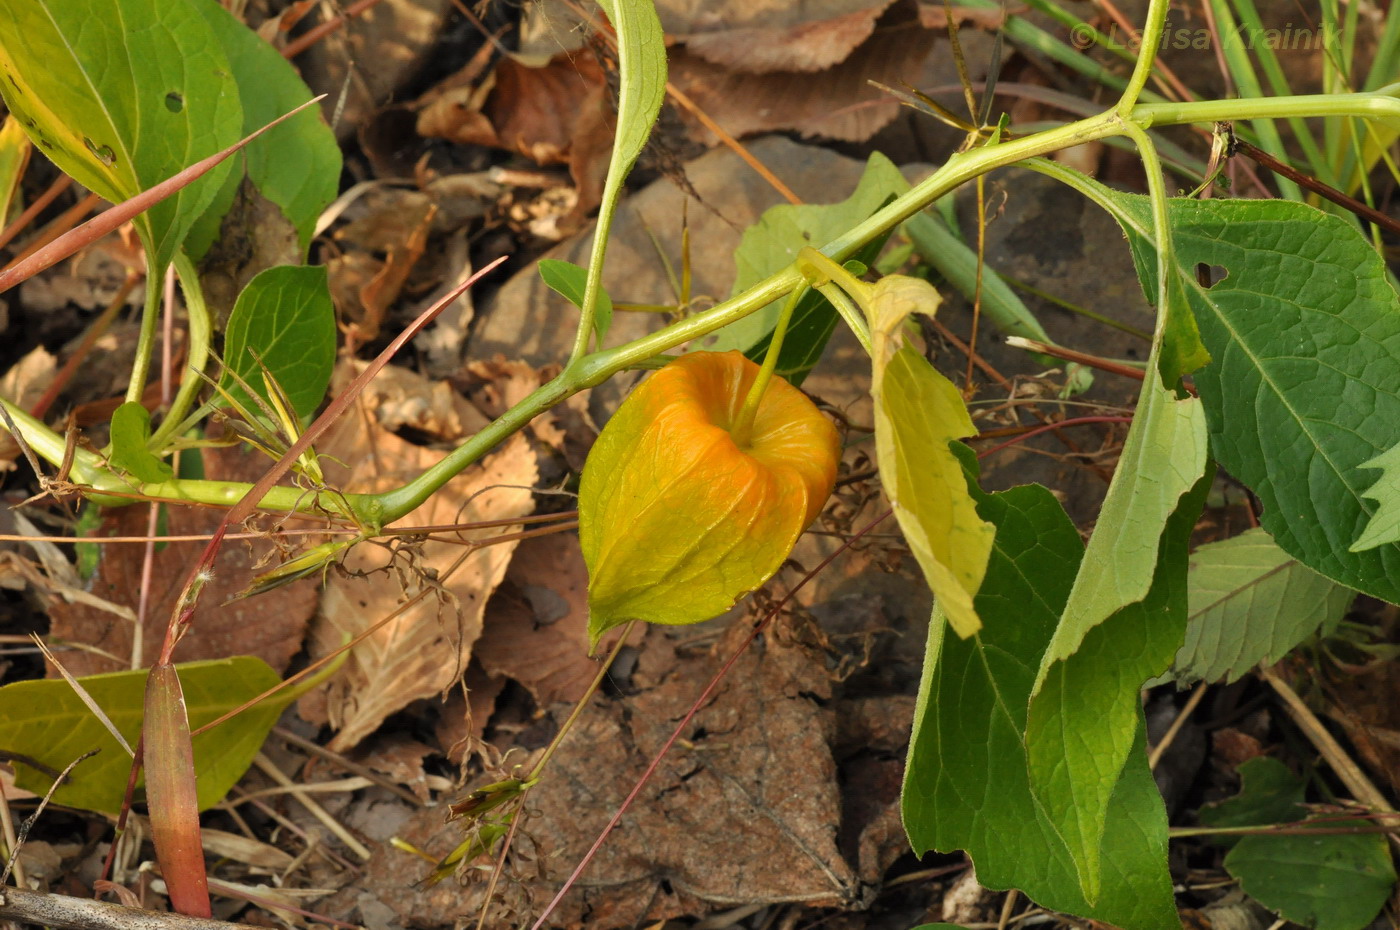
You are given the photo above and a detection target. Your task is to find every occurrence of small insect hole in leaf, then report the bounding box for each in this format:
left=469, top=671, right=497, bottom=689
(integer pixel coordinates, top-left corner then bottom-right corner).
left=82, top=136, right=116, bottom=166
left=165, top=91, right=184, bottom=113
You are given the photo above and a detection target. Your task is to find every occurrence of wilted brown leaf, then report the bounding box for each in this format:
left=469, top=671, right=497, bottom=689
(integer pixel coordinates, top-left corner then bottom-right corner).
left=417, top=50, right=614, bottom=215
left=47, top=447, right=319, bottom=677
left=474, top=531, right=642, bottom=706
left=681, top=0, right=896, bottom=73
left=670, top=0, right=936, bottom=143
left=323, top=623, right=863, bottom=929
left=298, top=362, right=538, bottom=752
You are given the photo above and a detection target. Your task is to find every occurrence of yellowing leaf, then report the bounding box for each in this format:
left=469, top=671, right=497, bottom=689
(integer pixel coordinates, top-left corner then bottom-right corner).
left=580, top=351, right=839, bottom=646
left=869, top=275, right=993, bottom=638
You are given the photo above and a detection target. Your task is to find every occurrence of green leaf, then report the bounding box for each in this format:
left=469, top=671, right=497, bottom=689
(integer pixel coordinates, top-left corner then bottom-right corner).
left=1354, top=442, right=1400, bottom=551
left=109, top=401, right=174, bottom=482
left=0, top=0, right=243, bottom=267
left=1203, top=756, right=1393, bottom=929
left=1026, top=468, right=1211, bottom=903
left=0, top=656, right=283, bottom=815
left=539, top=259, right=614, bottom=342
left=1198, top=757, right=1306, bottom=845
left=1158, top=528, right=1354, bottom=686
left=1117, top=196, right=1400, bottom=605
left=709, top=153, right=908, bottom=385
left=1227, top=827, right=1395, bottom=930
left=869, top=276, right=994, bottom=638
left=184, top=0, right=340, bottom=260
left=219, top=265, right=336, bottom=419
left=902, top=461, right=1179, bottom=930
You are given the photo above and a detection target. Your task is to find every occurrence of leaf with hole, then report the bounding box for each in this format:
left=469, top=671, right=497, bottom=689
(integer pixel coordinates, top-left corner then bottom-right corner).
left=184, top=0, right=340, bottom=261
left=0, top=0, right=243, bottom=266
left=219, top=265, right=336, bottom=420
left=0, top=656, right=283, bottom=815
left=1111, top=195, right=1400, bottom=605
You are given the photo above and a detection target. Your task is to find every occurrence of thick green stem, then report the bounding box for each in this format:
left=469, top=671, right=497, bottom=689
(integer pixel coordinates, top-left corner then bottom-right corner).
left=148, top=252, right=211, bottom=451
left=7, top=89, right=1399, bottom=527
left=1116, top=0, right=1173, bottom=116
left=127, top=255, right=164, bottom=405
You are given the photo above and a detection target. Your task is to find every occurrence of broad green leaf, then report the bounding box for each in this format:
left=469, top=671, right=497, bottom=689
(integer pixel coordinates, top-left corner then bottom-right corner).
left=219, top=265, right=336, bottom=419
left=1113, top=196, right=1400, bottom=605
left=0, top=656, right=282, bottom=815
left=1354, top=443, right=1400, bottom=550
left=1035, top=367, right=1208, bottom=679
left=870, top=276, right=993, bottom=638
left=1228, top=829, right=1395, bottom=930
left=709, top=153, right=907, bottom=385
left=539, top=258, right=614, bottom=342
left=1027, top=470, right=1211, bottom=903
left=1212, top=758, right=1396, bottom=930
left=0, top=0, right=242, bottom=267
left=1198, top=757, right=1306, bottom=846
left=109, top=401, right=174, bottom=482
left=1157, top=528, right=1354, bottom=686
left=184, top=0, right=340, bottom=261
left=902, top=461, right=1179, bottom=930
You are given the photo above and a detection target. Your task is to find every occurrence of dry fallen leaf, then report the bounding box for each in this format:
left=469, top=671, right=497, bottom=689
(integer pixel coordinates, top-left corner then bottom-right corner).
left=322, top=622, right=862, bottom=929
left=298, top=362, right=538, bottom=752
left=417, top=49, right=614, bottom=216
left=474, top=531, right=642, bottom=707
left=670, top=0, right=936, bottom=144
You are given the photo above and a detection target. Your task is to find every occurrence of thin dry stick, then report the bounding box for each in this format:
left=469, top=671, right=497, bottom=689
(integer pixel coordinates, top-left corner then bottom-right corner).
left=30, top=272, right=139, bottom=419
left=1147, top=682, right=1207, bottom=770
left=250, top=755, right=372, bottom=861
left=474, top=623, right=639, bottom=930
left=0, top=97, right=325, bottom=294
left=975, top=415, right=1134, bottom=460
left=280, top=0, right=388, bottom=58
left=272, top=728, right=424, bottom=808
left=0, top=175, right=71, bottom=251
left=0, top=888, right=264, bottom=930
left=0, top=782, right=26, bottom=889
left=528, top=512, right=894, bottom=929
left=1259, top=666, right=1400, bottom=851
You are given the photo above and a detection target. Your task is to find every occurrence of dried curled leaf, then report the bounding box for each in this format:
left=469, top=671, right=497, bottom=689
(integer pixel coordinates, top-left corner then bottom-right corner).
left=580, top=351, right=840, bottom=645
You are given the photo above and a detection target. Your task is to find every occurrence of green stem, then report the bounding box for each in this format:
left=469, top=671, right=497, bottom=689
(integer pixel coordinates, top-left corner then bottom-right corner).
left=1121, top=122, right=1174, bottom=348
left=128, top=254, right=165, bottom=405
left=1134, top=90, right=1400, bottom=127
left=8, top=89, right=1399, bottom=526
left=149, top=251, right=211, bottom=451
left=732, top=286, right=803, bottom=448
left=1116, top=0, right=1172, bottom=116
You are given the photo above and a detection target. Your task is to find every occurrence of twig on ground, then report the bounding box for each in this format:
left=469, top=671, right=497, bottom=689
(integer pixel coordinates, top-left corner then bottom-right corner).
left=0, top=887, right=261, bottom=930
left=1260, top=665, right=1400, bottom=851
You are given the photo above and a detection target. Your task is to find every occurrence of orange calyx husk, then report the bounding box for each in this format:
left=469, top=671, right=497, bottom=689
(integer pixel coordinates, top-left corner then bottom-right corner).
left=579, top=350, right=841, bottom=646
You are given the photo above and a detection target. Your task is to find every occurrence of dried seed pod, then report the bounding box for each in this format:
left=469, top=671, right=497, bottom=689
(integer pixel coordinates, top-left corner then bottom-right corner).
left=579, top=350, right=840, bottom=645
